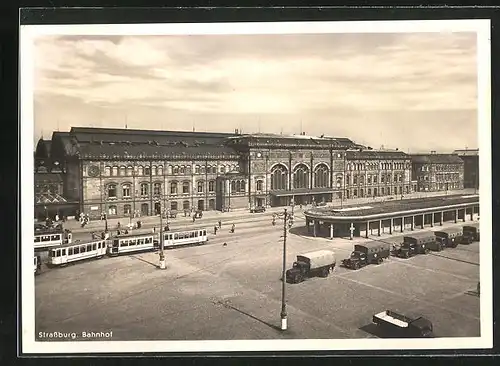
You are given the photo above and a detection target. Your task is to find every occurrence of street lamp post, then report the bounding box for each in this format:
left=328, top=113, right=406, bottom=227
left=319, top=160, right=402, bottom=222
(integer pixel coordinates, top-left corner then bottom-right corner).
left=157, top=199, right=166, bottom=270
left=280, top=208, right=289, bottom=330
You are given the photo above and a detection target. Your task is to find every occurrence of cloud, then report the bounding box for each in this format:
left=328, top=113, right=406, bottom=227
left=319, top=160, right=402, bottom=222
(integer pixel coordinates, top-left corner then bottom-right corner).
left=32, top=31, right=478, bottom=151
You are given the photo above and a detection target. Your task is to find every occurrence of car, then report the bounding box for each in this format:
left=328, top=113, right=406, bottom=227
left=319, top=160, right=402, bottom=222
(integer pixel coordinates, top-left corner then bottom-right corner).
left=250, top=206, right=266, bottom=213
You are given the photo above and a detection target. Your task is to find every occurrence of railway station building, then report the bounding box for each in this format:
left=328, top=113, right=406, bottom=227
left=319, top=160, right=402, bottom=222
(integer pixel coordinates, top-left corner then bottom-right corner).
left=453, top=148, right=479, bottom=190
left=33, top=127, right=465, bottom=219
left=410, top=152, right=464, bottom=192
left=303, top=195, right=479, bottom=240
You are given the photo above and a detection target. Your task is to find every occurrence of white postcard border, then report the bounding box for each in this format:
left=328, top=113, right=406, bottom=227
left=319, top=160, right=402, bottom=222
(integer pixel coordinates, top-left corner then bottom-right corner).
left=20, top=19, right=492, bottom=354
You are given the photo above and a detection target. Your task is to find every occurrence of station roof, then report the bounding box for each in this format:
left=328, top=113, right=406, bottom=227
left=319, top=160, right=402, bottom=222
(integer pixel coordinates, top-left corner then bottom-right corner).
left=410, top=154, right=464, bottom=164
left=225, top=133, right=364, bottom=150
left=51, top=127, right=240, bottom=160
left=346, top=149, right=409, bottom=160
left=305, top=194, right=479, bottom=222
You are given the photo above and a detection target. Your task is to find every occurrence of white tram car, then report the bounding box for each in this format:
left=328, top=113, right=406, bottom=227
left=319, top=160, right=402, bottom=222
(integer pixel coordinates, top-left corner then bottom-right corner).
left=162, top=229, right=208, bottom=249
left=48, top=239, right=107, bottom=266
left=108, top=232, right=158, bottom=256
left=34, top=229, right=72, bottom=250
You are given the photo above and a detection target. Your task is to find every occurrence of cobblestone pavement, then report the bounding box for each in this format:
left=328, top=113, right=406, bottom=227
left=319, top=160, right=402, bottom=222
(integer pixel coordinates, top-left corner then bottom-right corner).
left=34, top=210, right=480, bottom=341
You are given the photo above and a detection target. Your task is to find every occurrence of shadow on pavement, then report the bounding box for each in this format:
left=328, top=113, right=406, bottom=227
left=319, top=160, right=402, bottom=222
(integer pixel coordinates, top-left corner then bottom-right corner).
left=214, top=299, right=290, bottom=335
left=359, top=323, right=412, bottom=339
left=128, top=255, right=160, bottom=269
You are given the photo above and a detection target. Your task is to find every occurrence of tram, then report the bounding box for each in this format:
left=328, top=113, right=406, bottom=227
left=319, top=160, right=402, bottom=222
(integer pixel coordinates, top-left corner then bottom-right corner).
left=48, top=239, right=107, bottom=266
left=34, top=228, right=72, bottom=250
left=162, top=229, right=208, bottom=249
left=108, top=232, right=158, bottom=256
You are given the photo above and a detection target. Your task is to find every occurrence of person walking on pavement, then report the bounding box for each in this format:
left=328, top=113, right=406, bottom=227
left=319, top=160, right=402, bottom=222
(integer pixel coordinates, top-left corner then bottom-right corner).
left=218, top=220, right=222, bottom=229
left=192, top=216, right=196, bottom=223
left=214, top=226, right=218, bottom=235
left=230, top=223, right=235, bottom=233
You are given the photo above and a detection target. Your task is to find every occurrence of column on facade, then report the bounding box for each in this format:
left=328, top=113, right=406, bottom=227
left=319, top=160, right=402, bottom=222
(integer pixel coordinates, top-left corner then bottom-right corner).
left=470, top=206, right=474, bottom=220
left=421, top=214, right=425, bottom=229
left=400, top=217, right=404, bottom=233
left=313, top=219, right=317, bottom=237
left=411, top=215, right=414, bottom=231
left=330, top=224, right=334, bottom=240
left=349, top=222, right=355, bottom=240
left=389, top=218, right=393, bottom=234
left=440, top=211, right=443, bottom=226
left=430, top=212, right=434, bottom=227
left=463, top=208, right=467, bottom=222
left=455, top=209, right=458, bottom=223
left=306, top=218, right=311, bottom=232
left=378, top=220, right=381, bottom=236
left=365, top=221, right=370, bottom=238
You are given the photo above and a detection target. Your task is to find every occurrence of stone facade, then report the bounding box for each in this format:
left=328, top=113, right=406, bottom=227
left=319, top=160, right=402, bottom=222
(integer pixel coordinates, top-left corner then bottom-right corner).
left=411, top=153, right=465, bottom=192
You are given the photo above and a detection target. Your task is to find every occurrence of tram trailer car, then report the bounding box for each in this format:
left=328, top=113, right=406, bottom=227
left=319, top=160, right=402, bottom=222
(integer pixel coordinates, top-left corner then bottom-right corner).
left=395, top=233, right=436, bottom=258
left=373, top=310, right=434, bottom=338
left=162, top=229, right=208, bottom=249
left=286, top=250, right=336, bottom=284
left=462, top=223, right=480, bottom=243
left=34, top=228, right=72, bottom=251
left=48, top=239, right=107, bottom=267
left=342, top=242, right=391, bottom=270
left=108, top=233, right=158, bottom=256
left=434, top=227, right=463, bottom=248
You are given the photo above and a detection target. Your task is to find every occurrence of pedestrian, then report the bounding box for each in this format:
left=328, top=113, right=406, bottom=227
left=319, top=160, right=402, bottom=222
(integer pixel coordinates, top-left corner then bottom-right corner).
left=214, top=226, right=218, bottom=235
left=153, top=227, right=156, bottom=233
left=218, top=220, right=222, bottom=229
left=55, top=214, right=59, bottom=222
left=223, top=242, right=227, bottom=247
left=124, top=229, right=129, bottom=234
left=165, top=224, right=170, bottom=231
left=192, top=216, right=196, bottom=223
left=117, top=222, right=121, bottom=229
left=272, top=218, right=276, bottom=226
left=230, top=223, right=235, bottom=233
left=117, top=229, right=121, bottom=236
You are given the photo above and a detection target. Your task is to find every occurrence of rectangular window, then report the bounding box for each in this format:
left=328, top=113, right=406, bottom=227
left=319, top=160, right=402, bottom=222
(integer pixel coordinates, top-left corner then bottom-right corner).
left=197, top=181, right=204, bottom=193
left=68, top=248, right=73, bottom=255
left=92, top=243, right=97, bottom=250
left=145, top=167, right=151, bottom=175
left=209, top=181, right=215, bottom=192
left=81, top=246, right=86, bottom=253
left=74, top=247, right=80, bottom=254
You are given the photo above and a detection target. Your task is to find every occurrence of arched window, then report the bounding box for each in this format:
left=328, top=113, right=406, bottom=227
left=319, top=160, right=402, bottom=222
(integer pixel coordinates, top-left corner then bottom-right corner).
left=138, top=166, right=144, bottom=176
left=231, top=181, right=236, bottom=193
left=195, top=165, right=200, bottom=174
left=107, top=184, right=117, bottom=198
left=167, top=165, right=173, bottom=175
left=256, top=180, right=263, bottom=191
left=186, top=165, right=191, bottom=174
left=212, top=166, right=217, bottom=174
left=293, top=164, right=309, bottom=189
left=201, top=165, right=206, bottom=174
left=240, top=180, right=246, bottom=192
left=197, top=181, right=204, bottom=193
left=182, top=181, right=190, bottom=194
left=236, top=180, right=241, bottom=192
left=271, top=164, right=288, bottom=190
left=122, top=183, right=131, bottom=198
left=112, top=166, right=119, bottom=176
left=220, top=165, right=225, bottom=173
left=151, top=166, right=156, bottom=176
left=127, top=166, right=133, bottom=176
left=140, top=183, right=149, bottom=196
left=173, top=166, right=179, bottom=175
left=144, top=166, right=151, bottom=176
left=179, top=166, right=185, bottom=174
left=209, top=180, right=215, bottom=192
left=314, top=164, right=329, bottom=188
left=170, top=181, right=178, bottom=195
left=153, top=183, right=162, bottom=196
left=105, top=166, right=111, bottom=176
left=119, top=166, right=126, bottom=176
left=183, top=200, right=190, bottom=210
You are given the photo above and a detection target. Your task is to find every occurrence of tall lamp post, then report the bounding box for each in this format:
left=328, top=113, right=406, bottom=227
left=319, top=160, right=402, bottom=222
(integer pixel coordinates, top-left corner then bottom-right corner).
left=157, top=198, right=166, bottom=270
left=279, top=208, right=294, bottom=331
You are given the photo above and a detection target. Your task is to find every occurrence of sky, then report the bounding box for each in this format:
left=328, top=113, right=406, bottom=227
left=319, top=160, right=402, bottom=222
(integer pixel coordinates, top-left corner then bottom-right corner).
left=32, top=31, right=479, bottom=153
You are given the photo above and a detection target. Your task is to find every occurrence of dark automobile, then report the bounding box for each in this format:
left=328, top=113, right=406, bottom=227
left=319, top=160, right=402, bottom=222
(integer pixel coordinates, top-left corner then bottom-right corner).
left=250, top=206, right=266, bottom=213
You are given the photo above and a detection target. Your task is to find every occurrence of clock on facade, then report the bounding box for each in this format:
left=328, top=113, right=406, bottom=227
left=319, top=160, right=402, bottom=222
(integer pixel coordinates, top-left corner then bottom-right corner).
left=88, top=165, right=100, bottom=177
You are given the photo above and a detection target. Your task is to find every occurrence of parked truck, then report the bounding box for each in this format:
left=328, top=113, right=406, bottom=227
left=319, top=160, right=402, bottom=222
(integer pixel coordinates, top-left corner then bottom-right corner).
left=434, top=227, right=463, bottom=248
left=342, top=241, right=391, bottom=270
left=462, top=223, right=480, bottom=244
left=394, top=233, right=436, bottom=258
left=285, top=250, right=336, bottom=284
left=373, top=310, right=434, bottom=338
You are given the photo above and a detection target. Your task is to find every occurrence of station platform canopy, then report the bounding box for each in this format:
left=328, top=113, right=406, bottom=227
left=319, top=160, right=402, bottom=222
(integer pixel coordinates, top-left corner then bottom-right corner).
left=305, top=194, right=479, bottom=222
